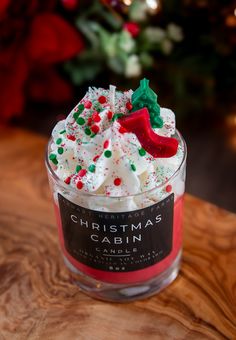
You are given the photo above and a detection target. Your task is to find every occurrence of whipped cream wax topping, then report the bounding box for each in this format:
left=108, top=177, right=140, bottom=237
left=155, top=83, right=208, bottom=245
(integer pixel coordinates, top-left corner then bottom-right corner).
left=49, top=85, right=184, bottom=196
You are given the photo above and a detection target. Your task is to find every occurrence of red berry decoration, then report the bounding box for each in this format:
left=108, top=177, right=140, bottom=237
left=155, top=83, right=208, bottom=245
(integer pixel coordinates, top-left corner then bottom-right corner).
left=91, top=124, right=100, bottom=134
left=166, top=185, right=172, bottom=193
left=98, top=95, right=107, bottom=104
left=123, top=22, right=140, bottom=38
left=118, top=108, right=178, bottom=158
left=114, top=177, right=122, bottom=186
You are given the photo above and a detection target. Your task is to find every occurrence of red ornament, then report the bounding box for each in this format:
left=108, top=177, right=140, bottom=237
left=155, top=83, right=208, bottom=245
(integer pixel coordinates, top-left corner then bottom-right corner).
left=91, top=124, right=100, bottom=134
left=114, top=177, right=122, bottom=186
left=126, top=102, right=133, bottom=111
left=98, top=95, right=107, bottom=104
left=78, top=169, right=87, bottom=177
left=123, top=22, right=140, bottom=38
left=67, top=134, right=76, bottom=141
left=61, top=0, right=78, bottom=10
left=166, top=185, right=172, bottom=193
left=84, top=100, right=92, bottom=109
left=64, top=176, right=71, bottom=185
left=118, top=108, right=178, bottom=158
left=107, top=111, right=113, bottom=120
left=103, top=140, right=109, bottom=149
left=77, top=181, right=83, bottom=190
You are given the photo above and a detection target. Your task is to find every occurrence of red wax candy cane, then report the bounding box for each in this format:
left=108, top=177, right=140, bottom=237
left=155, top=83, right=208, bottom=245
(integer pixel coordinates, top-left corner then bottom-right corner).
left=118, top=108, right=178, bottom=158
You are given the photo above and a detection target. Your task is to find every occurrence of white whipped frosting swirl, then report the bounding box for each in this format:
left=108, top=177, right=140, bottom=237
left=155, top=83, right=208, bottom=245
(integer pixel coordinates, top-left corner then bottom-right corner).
left=49, top=86, right=184, bottom=197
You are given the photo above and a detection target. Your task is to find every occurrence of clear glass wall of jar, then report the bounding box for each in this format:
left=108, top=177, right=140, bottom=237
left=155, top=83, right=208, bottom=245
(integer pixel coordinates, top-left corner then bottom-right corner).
left=45, top=130, right=187, bottom=302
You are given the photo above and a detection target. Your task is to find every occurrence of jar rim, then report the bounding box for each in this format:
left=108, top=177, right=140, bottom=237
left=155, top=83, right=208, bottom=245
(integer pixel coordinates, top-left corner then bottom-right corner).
left=45, top=129, right=187, bottom=200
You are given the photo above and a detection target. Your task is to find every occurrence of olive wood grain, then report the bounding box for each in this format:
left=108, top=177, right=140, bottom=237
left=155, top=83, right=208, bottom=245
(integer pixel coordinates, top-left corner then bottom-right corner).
left=0, top=128, right=235, bottom=340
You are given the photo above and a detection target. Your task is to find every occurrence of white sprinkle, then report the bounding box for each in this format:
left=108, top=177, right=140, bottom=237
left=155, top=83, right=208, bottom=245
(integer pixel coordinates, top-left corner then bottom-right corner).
left=109, top=85, right=116, bottom=112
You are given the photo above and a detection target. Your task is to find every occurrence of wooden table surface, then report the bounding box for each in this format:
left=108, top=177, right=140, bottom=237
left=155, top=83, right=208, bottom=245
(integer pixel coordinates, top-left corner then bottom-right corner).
left=0, top=128, right=235, bottom=340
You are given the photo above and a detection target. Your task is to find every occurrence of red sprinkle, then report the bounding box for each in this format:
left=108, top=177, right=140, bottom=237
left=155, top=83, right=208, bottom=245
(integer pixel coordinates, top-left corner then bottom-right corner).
left=91, top=124, right=100, bottom=134
left=67, top=134, right=76, bottom=141
left=92, top=112, right=101, bottom=123
left=84, top=100, right=92, bottom=109
left=98, top=95, right=107, bottom=104
left=107, top=111, right=113, bottom=120
left=126, top=102, right=133, bottom=111
left=87, top=117, right=93, bottom=126
left=93, top=155, right=100, bottom=162
left=78, top=169, right=87, bottom=177
left=77, top=181, right=83, bottom=190
left=103, top=140, right=109, bottom=149
left=114, top=177, right=122, bottom=186
left=166, top=185, right=172, bottom=193
left=119, top=126, right=128, bottom=134
left=64, top=177, right=71, bottom=185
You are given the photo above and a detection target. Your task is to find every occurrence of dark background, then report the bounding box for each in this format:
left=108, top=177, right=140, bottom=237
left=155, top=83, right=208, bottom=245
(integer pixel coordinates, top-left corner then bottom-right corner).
left=1, top=0, right=236, bottom=212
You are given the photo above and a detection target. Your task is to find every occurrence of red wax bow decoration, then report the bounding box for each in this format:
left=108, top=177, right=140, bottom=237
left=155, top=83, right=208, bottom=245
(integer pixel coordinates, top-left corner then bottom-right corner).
left=118, top=108, right=178, bottom=158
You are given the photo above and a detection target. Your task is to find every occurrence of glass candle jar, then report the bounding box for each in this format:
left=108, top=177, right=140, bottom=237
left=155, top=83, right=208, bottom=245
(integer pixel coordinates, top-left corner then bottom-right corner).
left=45, top=130, right=187, bottom=302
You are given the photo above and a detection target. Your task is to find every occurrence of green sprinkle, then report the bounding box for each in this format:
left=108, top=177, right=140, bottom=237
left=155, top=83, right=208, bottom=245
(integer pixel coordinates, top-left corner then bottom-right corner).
left=131, top=163, right=136, bottom=171
left=73, top=104, right=84, bottom=120
left=112, top=113, right=124, bottom=122
left=49, top=153, right=57, bottom=160
left=77, top=117, right=85, bottom=125
left=59, top=130, right=66, bottom=134
left=78, top=103, right=84, bottom=113
left=56, top=138, right=62, bottom=145
left=73, top=111, right=80, bottom=120
left=58, top=147, right=64, bottom=155
left=104, top=150, right=112, bottom=158
left=88, top=164, right=96, bottom=173
left=49, top=153, right=58, bottom=165
left=138, top=148, right=146, bottom=156
left=76, top=165, right=82, bottom=173
left=90, top=134, right=96, bottom=138
left=84, top=127, right=91, bottom=136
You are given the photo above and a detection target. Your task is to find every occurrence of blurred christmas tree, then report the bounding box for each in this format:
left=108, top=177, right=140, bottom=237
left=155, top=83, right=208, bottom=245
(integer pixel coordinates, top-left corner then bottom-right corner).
left=62, top=0, right=236, bottom=119
left=3, top=0, right=235, bottom=129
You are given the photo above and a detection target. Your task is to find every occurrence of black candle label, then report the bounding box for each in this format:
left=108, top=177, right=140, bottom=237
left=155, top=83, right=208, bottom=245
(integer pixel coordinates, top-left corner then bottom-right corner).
left=58, top=193, right=174, bottom=272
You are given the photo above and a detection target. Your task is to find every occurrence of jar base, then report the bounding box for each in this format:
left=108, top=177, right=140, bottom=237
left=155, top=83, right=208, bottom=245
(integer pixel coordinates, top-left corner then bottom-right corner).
left=63, top=250, right=182, bottom=302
